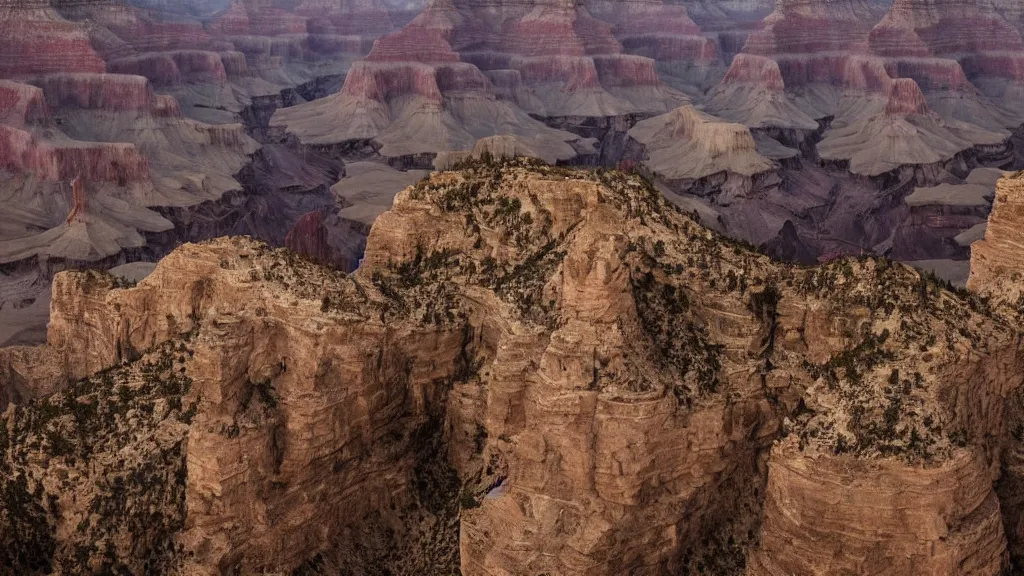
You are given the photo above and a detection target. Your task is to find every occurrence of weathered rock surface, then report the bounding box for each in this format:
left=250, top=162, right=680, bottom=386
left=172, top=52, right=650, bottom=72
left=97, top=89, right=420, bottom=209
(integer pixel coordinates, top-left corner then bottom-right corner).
left=270, top=0, right=698, bottom=161
left=968, top=170, right=1024, bottom=311
left=4, top=161, right=1024, bottom=575
left=869, top=0, right=1024, bottom=125
left=818, top=78, right=1006, bottom=176
left=628, top=104, right=776, bottom=180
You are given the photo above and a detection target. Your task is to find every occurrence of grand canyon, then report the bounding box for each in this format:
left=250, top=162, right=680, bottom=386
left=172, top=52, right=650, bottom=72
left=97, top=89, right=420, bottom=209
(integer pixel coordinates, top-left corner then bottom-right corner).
left=3, top=0, right=1024, bottom=574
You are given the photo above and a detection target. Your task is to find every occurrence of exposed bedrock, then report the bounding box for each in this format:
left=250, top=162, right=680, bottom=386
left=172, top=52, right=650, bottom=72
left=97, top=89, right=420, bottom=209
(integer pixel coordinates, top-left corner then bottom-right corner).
left=270, top=59, right=582, bottom=161
left=6, top=162, right=1024, bottom=574
left=583, top=0, right=720, bottom=93
left=967, top=171, right=1024, bottom=309
left=271, top=0, right=695, bottom=161
left=628, top=105, right=776, bottom=181
left=868, top=0, right=1024, bottom=125
left=889, top=203, right=987, bottom=261
left=750, top=442, right=1009, bottom=575
left=106, top=51, right=230, bottom=87
left=966, top=171, right=1024, bottom=569
left=817, top=78, right=1008, bottom=177
left=0, top=3, right=106, bottom=77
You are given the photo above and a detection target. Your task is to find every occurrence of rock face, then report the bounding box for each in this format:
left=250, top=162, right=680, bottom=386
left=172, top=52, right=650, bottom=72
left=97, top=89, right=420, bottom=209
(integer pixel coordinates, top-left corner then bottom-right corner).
left=270, top=0, right=698, bottom=162
left=664, top=0, right=1024, bottom=270
left=627, top=104, right=777, bottom=180
left=705, top=0, right=1024, bottom=143
left=870, top=0, right=1024, bottom=124
left=0, top=0, right=399, bottom=346
left=968, top=170, right=1024, bottom=311
left=705, top=0, right=889, bottom=128
left=0, top=0, right=106, bottom=77
left=817, top=78, right=1006, bottom=176
left=584, top=0, right=720, bottom=93
left=4, top=161, right=1024, bottom=575
left=0, top=72, right=258, bottom=266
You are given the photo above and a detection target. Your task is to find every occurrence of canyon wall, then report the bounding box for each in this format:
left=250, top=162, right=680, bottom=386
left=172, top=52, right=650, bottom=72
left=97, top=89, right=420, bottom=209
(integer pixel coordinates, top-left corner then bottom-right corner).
left=4, top=161, right=1024, bottom=575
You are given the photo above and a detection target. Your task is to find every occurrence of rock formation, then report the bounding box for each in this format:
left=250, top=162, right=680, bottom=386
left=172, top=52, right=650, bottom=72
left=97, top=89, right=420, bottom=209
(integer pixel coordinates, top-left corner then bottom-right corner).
left=627, top=104, right=778, bottom=184
left=270, top=0, right=698, bottom=162
left=682, top=0, right=774, bottom=64
left=705, top=0, right=891, bottom=128
left=968, top=170, right=1024, bottom=311
left=890, top=167, right=1006, bottom=263
left=0, top=0, right=106, bottom=77
left=584, top=0, right=720, bottom=93
left=0, top=72, right=258, bottom=268
left=869, top=0, right=1024, bottom=126
left=817, top=78, right=1006, bottom=176
left=4, top=160, right=1024, bottom=575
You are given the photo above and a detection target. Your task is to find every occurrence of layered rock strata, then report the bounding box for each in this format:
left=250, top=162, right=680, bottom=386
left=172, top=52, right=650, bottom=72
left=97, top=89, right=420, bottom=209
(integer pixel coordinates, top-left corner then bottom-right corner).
left=817, top=78, right=1006, bottom=176
left=705, top=0, right=891, bottom=128
left=968, top=170, right=1024, bottom=310
left=270, top=0, right=694, bottom=161
left=627, top=104, right=778, bottom=189
left=869, top=0, right=1024, bottom=126
left=3, top=161, right=1024, bottom=575
left=584, top=0, right=720, bottom=93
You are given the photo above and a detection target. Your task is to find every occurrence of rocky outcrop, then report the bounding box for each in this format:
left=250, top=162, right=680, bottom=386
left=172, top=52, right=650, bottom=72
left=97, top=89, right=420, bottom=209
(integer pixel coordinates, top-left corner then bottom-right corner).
left=705, top=0, right=890, bottom=128
left=967, top=170, right=1024, bottom=311
left=0, top=0, right=106, bottom=77
left=869, top=0, right=1024, bottom=128
left=270, top=55, right=583, bottom=161
left=270, top=0, right=697, bottom=161
left=889, top=167, right=1005, bottom=261
left=628, top=104, right=776, bottom=180
left=282, top=210, right=359, bottom=269
left=583, top=0, right=719, bottom=93
left=4, top=161, right=1024, bottom=575
left=751, top=442, right=1007, bottom=575
left=817, top=78, right=1007, bottom=176
left=704, top=53, right=820, bottom=130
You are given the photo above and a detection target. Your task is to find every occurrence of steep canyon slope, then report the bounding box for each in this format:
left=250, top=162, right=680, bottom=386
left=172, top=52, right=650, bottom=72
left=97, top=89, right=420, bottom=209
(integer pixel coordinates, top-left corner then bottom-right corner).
left=5, top=0, right=1024, bottom=345
left=0, top=0, right=409, bottom=346
left=3, top=161, right=1024, bottom=575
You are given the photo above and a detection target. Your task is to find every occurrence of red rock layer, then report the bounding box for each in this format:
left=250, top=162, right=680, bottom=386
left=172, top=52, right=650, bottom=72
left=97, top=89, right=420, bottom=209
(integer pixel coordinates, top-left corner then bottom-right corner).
left=107, top=51, right=230, bottom=86
left=717, top=0, right=891, bottom=91
left=869, top=0, right=1024, bottom=88
left=342, top=60, right=489, bottom=102
left=0, top=126, right=149, bottom=182
left=870, top=0, right=1024, bottom=58
left=296, top=0, right=396, bottom=35
left=283, top=211, right=347, bottom=268
left=350, top=0, right=681, bottom=115
left=585, top=0, right=717, bottom=63
left=30, top=74, right=158, bottom=113
left=0, top=81, right=48, bottom=129
left=884, top=77, right=930, bottom=115
left=206, top=1, right=309, bottom=37
left=721, top=53, right=785, bottom=90
left=743, top=0, right=878, bottom=56
left=0, top=5, right=106, bottom=76
left=48, top=0, right=220, bottom=68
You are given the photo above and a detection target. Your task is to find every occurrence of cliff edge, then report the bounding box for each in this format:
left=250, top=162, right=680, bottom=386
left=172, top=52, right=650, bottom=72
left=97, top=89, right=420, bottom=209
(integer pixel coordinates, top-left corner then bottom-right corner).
left=2, top=160, right=1023, bottom=575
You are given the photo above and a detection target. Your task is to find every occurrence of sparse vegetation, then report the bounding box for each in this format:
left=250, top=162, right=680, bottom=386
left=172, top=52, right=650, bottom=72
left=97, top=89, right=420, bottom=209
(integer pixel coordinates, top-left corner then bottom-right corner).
left=0, top=338, right=198, bottom=574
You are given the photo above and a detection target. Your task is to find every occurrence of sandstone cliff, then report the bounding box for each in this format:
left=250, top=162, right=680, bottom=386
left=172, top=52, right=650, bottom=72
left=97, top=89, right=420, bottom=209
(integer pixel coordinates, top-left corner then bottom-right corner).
left=968, top=170, right=1024, bottom=315
left=3, top=160, right=1024, bottom=575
